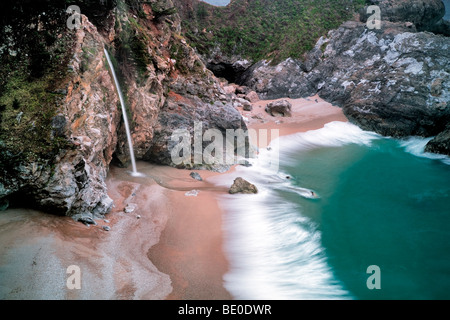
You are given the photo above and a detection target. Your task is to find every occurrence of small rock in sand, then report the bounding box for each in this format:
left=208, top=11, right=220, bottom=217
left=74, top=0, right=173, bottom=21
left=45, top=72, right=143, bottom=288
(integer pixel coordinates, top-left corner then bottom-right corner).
left=77, top=215, right=97, bottom=226
left=102, top=226, right=111, bottom=231
left=124, top=203, right=137, bottom=213
left=185, top=190, right=199, bottom=197
left=190, top=171, right=203, bottom=181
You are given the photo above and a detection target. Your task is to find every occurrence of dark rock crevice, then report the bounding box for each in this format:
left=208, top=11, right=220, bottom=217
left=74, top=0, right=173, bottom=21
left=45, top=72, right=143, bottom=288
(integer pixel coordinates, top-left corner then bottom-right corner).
left=206, top=61, right=249, bottom=84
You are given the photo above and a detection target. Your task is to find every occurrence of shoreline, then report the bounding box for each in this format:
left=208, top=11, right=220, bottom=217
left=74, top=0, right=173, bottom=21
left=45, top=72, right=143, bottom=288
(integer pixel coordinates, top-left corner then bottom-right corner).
left=146, top=95, right=348, bottom=299
left=0, top=95, right=347, bottom=300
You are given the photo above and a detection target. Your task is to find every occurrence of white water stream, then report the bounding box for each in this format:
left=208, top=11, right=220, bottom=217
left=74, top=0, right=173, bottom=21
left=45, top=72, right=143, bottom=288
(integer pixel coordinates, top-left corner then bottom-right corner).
left=104, top=48, right=140, bottom=176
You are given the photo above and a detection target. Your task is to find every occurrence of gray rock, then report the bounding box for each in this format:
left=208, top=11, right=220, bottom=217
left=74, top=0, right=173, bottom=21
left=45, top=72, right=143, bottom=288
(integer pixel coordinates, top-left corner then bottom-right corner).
left=190, top=171, right=203, bottom=181
left=265, top=100, right=292, bottom=117
left=51, top=115, right=67, bottom=138
left=102, top=225, right=111, bottom=231
left=233, top=97, right=253, bottom=111
left=124, top=203, right=137, bottom=213
left=229, top=177, right=258, bottom=194
left=145, top=94, right=248, bottom=170
left=77, top=215, right=97, bottom=226
left=425, top=126, right=450, bottom=155
left=16, top=112, right=23, bottom=124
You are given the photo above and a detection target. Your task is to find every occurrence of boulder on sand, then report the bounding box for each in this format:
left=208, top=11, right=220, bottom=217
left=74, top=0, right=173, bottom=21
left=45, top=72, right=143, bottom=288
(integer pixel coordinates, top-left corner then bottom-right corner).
left=265, top=100, right=292, bottom=117
left=229, top=177, right=258, bottom=194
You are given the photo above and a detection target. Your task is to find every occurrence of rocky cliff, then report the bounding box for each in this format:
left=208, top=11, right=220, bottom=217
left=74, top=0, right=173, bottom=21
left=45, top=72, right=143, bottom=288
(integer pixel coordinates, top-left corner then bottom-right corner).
left=0, top=0, right=246, bottom=218
left=241, top=0, right=450, bottom=155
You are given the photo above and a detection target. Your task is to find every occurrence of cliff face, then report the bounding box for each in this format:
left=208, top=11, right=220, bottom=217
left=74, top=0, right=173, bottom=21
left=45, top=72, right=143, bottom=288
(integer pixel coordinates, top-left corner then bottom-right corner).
left=241, top=0, right=450, bottom=155
left=0, top=0, right=245, bottom=218
left=1, top=1, right=119, bottom=218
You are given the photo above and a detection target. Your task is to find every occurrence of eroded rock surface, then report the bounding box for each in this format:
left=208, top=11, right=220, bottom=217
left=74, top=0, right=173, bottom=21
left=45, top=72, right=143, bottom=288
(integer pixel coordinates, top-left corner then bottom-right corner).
left=241, top=2, right=450, bottom=154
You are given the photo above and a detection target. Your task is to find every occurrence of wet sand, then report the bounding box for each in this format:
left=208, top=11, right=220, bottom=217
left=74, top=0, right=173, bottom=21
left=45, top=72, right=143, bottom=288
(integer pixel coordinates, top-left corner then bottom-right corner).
left=0, top=95, right=346, bottom=300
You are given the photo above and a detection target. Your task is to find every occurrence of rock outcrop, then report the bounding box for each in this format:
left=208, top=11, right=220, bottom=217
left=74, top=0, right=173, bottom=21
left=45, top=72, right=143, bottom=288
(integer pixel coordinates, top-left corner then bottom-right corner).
left=425, top=125, right=450, bottom=155
left=1, top=10, right=120, bottom=218
left=241, top=0, right=450, bottom=155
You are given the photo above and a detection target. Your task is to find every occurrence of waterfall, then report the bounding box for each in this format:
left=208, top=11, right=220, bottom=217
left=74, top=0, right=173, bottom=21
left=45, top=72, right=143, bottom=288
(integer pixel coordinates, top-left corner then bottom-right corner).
left=104, top=48, right=139, bottom=176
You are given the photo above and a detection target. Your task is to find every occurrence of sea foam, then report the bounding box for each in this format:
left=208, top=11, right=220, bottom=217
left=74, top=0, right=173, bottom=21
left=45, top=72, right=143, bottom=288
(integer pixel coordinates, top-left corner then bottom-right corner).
left=399, top=137, right=450, bottom=165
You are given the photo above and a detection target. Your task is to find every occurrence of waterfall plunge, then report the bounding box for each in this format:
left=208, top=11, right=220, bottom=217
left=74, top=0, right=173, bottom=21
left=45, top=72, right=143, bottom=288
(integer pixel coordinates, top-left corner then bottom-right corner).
left=104, top=48, right=141, bottom=176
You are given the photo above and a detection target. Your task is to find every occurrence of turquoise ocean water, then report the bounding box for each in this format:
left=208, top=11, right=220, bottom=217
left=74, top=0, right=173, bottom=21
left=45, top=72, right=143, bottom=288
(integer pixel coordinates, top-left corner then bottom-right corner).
left=215, top=122, right=450, bottom=299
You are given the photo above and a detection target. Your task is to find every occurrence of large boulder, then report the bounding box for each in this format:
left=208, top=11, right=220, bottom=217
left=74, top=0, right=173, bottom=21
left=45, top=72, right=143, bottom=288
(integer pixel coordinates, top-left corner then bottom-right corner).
left=265, top=100, right=292, bottom=117
left=229, top=177, right=258, bottom=194
left=425, top=126, right=450, bottom=155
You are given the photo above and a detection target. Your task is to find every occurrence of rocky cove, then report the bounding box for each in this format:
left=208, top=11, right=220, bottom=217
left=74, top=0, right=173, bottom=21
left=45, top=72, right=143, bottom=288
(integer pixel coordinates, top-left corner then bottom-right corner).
left=0, top=0, right=449, bottom=300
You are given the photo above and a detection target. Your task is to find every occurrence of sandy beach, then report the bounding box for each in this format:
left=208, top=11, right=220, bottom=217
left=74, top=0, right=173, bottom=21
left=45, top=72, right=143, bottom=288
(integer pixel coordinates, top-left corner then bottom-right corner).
left=0, top=95, right=347, bottom=300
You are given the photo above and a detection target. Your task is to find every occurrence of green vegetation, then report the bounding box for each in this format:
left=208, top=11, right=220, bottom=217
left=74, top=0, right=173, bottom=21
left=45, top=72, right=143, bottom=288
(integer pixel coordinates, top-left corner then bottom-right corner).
left=181, top=0, right=366, bottom=64
left=0, top=3, right=76, bottom=163
left=0, top=72, right=70, bottom=161
left=114, top=1, right=153, bottom=83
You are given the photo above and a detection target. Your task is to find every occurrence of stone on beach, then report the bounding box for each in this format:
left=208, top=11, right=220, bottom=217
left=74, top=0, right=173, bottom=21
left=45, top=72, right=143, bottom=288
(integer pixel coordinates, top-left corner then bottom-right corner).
left=185, top=190, right=199, bottom=196
left=265, top=100, right=292, bottom=117
left=229, top=177, right=258, bottom=194
left=190, top=171, right=203, bottom=181
left=233, top=97, right=253, bottom=111
left=244, top=91, right=260, bottom=103
left=124, top=203, right=137, bottom=213
left=77, top=215, right=97, bottom=226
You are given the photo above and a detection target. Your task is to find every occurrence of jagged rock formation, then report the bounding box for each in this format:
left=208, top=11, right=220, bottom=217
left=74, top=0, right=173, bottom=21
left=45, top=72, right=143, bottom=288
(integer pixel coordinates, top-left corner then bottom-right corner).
left=1, top=2, right=120, bottom=218
left=0, top=0, right=247, bottom=218
left=241, top=0, right=450, bottom=155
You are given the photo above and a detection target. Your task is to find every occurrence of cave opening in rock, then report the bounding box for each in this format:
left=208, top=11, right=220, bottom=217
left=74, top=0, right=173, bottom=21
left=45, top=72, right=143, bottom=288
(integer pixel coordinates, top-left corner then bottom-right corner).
left=206, top=62, right=247, bottom=84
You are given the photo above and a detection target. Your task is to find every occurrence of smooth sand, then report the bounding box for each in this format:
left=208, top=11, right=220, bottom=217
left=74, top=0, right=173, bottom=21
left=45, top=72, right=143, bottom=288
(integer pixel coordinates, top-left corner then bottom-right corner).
left=0, top=95, right=346, bottom=300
